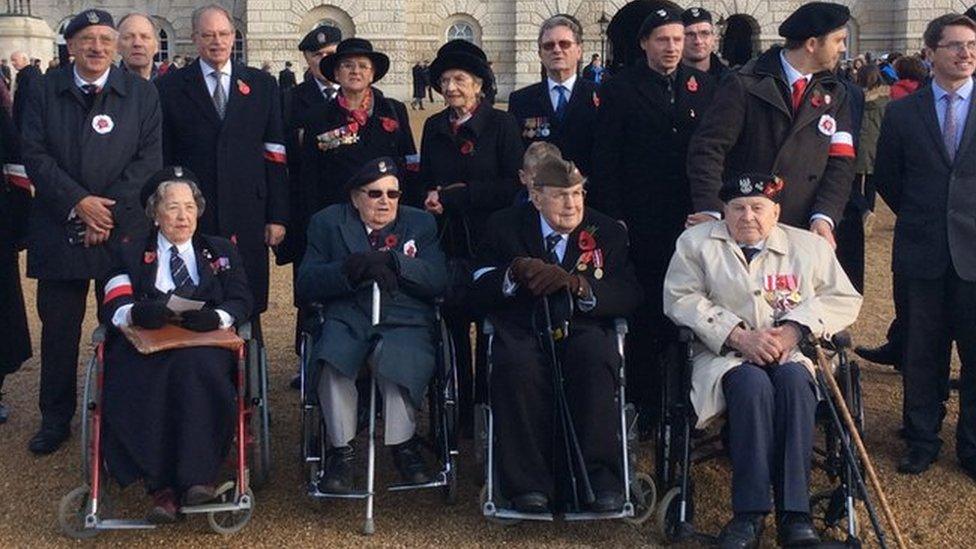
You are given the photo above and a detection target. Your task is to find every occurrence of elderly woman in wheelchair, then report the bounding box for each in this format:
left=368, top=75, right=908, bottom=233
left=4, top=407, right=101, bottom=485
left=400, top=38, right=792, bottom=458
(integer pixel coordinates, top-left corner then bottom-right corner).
left=663, top=174, right=862, bottom=548
left=296, top=157, right=447, bottom=494
left=98, top=167, right=253, bottom=523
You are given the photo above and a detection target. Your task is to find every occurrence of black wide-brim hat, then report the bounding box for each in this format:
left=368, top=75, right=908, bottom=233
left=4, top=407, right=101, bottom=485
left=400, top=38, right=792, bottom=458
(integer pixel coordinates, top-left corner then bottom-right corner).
left=319, top=38, right=390, bottom=83
left=428, top=39, right=494, bottom=94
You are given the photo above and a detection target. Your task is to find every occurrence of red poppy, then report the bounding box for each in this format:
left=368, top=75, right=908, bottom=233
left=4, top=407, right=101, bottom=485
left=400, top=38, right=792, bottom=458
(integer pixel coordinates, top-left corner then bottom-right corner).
left=762, top=177, right=785, bottom=198
left=459, top=140, right=475, bottom=155
left=230, top=234, right=238, bottom=245
left=385, top=234, right=399, bottom=249
left=578, top=230, right=596, bottom=251
left=380, top=117, right=399, bottom=132
left=348, top=122, right=360, bottom=134
left=237, top=79, right=250, bottom=96
left=686, top=76, right=699, bottom=93
left=592, top=92, right=600, bottom=108
left=143, top=251, right=156, bottom=264
left=810, top=95, right=823, bottom=107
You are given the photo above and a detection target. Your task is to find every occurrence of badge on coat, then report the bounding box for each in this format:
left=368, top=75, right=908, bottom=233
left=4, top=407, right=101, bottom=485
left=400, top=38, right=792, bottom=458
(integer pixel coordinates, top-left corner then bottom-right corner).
left=92, top=114, right=114, bottom=135
left=402, top=239, right=417, bottom=258
left=763, top=273, right=802, bottom=319
left=522, top=117, right=551, bottom=139
left=317, top=123, right=360, bottom=151
left=817, top=114, right=837, bottom=136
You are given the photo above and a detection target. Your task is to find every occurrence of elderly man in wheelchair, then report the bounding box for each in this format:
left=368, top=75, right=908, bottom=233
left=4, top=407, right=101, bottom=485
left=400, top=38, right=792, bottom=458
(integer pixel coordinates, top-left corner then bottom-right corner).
left=663, top=174, right=862, bottom=548
left=98, top=167, right=253, bottom=523
left=296, top=157, right=447, bottom=494
left=471, top=156, right=643, bottom=515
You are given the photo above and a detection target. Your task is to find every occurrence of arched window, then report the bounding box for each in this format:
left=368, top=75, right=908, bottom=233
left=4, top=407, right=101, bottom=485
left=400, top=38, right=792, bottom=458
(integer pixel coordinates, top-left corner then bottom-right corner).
left=154, top=28, right=169, bottom=63
left=446, top=22, right=475, bottom=43
left=232, top=29, right=246, bottom=64
left=316, top=18, right=340, bottom=29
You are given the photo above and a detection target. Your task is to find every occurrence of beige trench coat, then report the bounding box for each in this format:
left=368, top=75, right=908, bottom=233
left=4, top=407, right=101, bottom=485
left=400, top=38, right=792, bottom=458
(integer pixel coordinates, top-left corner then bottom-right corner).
left=663, top=221, right=862, bottom=427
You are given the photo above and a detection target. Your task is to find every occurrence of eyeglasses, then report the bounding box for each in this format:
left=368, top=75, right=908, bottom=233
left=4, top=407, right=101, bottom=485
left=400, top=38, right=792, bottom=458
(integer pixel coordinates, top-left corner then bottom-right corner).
left=339, top=60, right=374, bottom=72
left=684, top=30, right=714, bottom=40
left=935, top=41, right=976, bottom=54
left=197, top=30, right=234, bottom=42
left=541, top=40, right=577, bottom=52
left=360, top=189, right=402, bottom=199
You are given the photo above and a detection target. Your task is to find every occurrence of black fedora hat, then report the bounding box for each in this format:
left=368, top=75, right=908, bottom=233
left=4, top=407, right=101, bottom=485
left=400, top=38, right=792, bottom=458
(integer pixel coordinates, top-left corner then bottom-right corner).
left=428, top=39, right=494, bottom=94
left=319, top=38, right=390, bottom=83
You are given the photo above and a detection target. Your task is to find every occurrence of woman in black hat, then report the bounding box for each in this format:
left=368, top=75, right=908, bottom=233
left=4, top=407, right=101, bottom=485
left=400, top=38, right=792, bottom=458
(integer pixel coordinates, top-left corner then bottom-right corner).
left=98, top=167, right=253, bottom=523
left=299, top=38, right=419, bottom=222
left=419, top=39, right=524, bottom=435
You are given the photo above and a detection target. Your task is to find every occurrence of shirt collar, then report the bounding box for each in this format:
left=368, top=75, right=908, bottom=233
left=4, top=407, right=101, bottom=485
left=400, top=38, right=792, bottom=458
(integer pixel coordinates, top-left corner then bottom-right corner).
left=158, top=232, right=194, bottom=255
left=932, top=78, right=974, bottom=102
left=779, top=50, right=811, bottom=87
left=315, top=78, right=334, bottom=94
left=737, top=239, right=766, bottom=250
left=73, top=66, right=110, bottom=90
left=200, top=58, right=232, bottom=79
left=548, top=74, right=577, bottom=93
left=538, top=213, right=568, bottom=239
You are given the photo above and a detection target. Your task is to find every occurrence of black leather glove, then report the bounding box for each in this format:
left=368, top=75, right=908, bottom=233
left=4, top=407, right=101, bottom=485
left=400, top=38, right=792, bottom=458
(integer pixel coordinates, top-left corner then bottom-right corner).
left=363, top=250, right=394, bottom=269
left=526, top=264, right=572, bottom=296
left=131, top=301, right=172, bottom=329
left=363, top=263, right=399, bottom=292
left=181, top=308, right=221, bottom=332
left=509, top=257, right=547, bottom=286
left=342, top=253, right=371, bottom=286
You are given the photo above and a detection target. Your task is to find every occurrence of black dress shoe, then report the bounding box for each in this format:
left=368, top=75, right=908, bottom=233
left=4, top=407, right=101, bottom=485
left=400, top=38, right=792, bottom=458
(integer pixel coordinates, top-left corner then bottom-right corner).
left=854, top=343, right=898, bottom=367
left=717, top=513, right=766, bottom=549
left=391, top=438, right=431, bottom=485
left=776, top=512, right=820, bottom=547
left=28, top=424, right=70, bottom=455
left=319, top=446, right=355, bottom=493
left=511, top=492, right=549, bottom=514
left=898, top=446, right=937, bottom=474
left=589, top=490, right=624, bottom=513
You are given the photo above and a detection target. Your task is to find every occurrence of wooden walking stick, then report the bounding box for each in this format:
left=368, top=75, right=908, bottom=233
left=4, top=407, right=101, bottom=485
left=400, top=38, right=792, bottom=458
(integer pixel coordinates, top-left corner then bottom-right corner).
left=811, top=337, right=907, bottom=549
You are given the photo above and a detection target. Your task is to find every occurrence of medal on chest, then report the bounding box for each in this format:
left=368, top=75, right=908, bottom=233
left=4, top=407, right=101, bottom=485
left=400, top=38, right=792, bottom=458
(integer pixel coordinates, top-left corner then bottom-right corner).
left=316, top=122, right=360, bottom=151
left=522, top=116, right=551, bottom=139
left=762, top=273, right=802, bottom=319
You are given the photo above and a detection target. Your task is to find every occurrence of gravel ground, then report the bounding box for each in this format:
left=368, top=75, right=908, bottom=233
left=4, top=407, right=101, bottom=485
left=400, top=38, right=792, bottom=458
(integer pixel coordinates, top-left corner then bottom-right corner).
left=1, top=107, right=973, bottom=547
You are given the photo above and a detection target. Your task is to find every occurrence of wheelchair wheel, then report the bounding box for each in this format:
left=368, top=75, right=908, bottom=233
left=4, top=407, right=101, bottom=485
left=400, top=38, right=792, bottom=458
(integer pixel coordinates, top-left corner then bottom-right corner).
left=655, top=485, right=695, bottom=544
left=479, top=485, right=520, bottom=526
left=58, top=485, right=99, bottom=540
left=247, top=342, right=271, bottom=489
left=207, top=488, right=254, bottom=535
left=442, top=454, right=458, bottom=504
left=624, top=472, right=656, bottom=525
left=811, top=488, right=861, bottom=542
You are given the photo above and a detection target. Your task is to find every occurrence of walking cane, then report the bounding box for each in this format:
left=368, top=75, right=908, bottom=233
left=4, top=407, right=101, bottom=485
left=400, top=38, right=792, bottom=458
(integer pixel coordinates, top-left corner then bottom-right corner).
left=809, top=334, right=906, bottom=549
left=364, top=282, right=380, bottom=535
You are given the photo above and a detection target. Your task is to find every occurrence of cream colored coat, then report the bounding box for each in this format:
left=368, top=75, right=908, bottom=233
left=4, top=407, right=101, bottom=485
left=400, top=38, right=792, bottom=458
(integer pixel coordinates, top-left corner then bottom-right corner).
left=663, top=221, right=862, bottom=427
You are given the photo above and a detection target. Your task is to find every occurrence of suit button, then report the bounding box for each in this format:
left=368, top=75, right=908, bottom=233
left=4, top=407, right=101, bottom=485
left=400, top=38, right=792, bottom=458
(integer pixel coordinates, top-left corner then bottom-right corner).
left=754, top=290, right=761, bottom=296
left=707, top=317, right=714, bottom=323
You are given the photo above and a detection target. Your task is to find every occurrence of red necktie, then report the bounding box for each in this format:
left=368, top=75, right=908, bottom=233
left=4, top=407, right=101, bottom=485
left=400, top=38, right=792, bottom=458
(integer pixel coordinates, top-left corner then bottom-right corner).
left=791, top=78, right=807, bottom=112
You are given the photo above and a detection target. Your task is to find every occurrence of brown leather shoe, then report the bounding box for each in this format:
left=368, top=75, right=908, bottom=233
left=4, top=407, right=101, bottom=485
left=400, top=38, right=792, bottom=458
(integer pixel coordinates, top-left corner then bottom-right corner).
left=182, top=484, right=216, bottom=506
left=147, top=488, right=179, bottom=524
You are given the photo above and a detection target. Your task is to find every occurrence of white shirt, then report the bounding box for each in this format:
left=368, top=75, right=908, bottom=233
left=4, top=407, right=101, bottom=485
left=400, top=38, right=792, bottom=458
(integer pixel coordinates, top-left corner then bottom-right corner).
left=73, top=66, right=110, bottom=91
left=315, top=77, right=337, bottom=100
left=548, top=74, right=577, bottom=112
left=932, top=77, right=974, bottom=154
left=111, top=233, right=234, bottom=329
left=200, top=59, right=232, bottom=99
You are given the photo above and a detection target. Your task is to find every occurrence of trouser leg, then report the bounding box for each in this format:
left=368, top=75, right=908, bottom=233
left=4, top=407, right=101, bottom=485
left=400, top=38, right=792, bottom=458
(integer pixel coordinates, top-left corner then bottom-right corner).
left=378, top=376, right=417, bottom=446
left=317, top=363, right=358, bottom=448
left=37, top=278, right=90, bottom=427
left=769, top=362, right=817, bottom=513
left=723, top=363, right=775, bottom=513
left=949, top=272, right=976, bottom=461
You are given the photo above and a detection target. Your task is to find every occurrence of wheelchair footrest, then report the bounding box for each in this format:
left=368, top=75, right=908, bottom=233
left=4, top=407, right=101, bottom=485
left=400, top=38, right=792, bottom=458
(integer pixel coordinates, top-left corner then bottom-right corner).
left=487, top=508, right=555, bottom=522
left=387, top=471, right=448, bottom=492
left=93, top=519, right=157, bottom=530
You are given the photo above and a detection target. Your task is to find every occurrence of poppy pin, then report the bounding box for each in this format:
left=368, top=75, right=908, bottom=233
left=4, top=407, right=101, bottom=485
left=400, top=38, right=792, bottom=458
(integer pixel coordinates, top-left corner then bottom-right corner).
left=143, top=251, right=156, bottom=264
left=592, top=92, right=600, bottom=108
left=380, top=117, right=399, bottom=132
left=384, top=234, right=399, bottom=250
left=460, top=140, right=475, bottom=155
left=686, top=76, right=699, bottom=93
left=237, top=79, right=250, bottom=96
left=811, top=94, right=823, bottom=108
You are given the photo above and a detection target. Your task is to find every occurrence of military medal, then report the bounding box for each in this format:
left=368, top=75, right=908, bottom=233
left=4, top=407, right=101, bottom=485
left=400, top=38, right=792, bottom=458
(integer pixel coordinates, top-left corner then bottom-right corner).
left=690, top=109, right=696, bottom=118
left=539, top=120, right=550, bottom=137
left=578, top=262, right=587, bottom=271
left=594, top=268, right=604, bottom=280
left=92, top=114, right=114, bottom=134
left=592, top=248, right=605, bottom=280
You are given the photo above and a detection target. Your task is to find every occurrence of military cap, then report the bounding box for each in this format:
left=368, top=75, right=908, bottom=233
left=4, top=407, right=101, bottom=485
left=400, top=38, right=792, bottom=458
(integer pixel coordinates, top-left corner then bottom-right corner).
left=299, top=25, right=342, bottom=52
left=779, top=2, right=850, bottom=40
left=720, top=173, right=786, bottom=203
left=638, top=7, right=684, bottom=40
left=64, top=9, right=116, bottom=39
left=319, top=38, right=390, bottom=83
left=532, top=157, right=585, bottom=189
left=344, top=157, right=399, bottom=192
left=140, top=166, right=201, bottom=209
left=428, top=39, right=494, bottom=94
left=682, top=7, right=713, bottom=26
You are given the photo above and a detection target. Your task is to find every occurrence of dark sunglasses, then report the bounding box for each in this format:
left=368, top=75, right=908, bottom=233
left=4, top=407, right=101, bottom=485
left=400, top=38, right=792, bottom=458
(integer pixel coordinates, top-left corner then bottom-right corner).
left=541, top=40, right=576, bottom=51
left=360, top=189, right=402, bottom=199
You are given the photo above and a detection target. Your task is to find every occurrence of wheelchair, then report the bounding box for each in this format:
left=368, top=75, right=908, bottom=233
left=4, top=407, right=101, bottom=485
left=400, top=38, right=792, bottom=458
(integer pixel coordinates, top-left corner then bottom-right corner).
left=57, top=322, right=271, bottom=538
left=654, top=328, right=869, bottom=546
left=476, top=303, right=656, bottom=525
left=298, top=287, right=459, bottom=534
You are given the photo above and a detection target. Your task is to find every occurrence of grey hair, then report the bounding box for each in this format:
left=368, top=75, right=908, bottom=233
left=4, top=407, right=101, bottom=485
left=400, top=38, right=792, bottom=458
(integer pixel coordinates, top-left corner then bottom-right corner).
left=537, top=15, right=583, bottom=46
left=118, top=12, right=159, bottom=35
left=191, top=4, right=235, bottom=33
left=146, top=180, right=207, bottom=220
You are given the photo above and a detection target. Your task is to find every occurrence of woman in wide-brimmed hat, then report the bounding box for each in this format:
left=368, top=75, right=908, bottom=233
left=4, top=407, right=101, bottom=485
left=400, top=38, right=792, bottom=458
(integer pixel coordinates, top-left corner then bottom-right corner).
left=419, top=39, right=524, bottom=436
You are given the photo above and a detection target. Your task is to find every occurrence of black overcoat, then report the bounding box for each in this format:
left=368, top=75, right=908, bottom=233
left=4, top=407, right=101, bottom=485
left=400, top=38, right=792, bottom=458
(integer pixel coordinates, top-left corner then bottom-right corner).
left=0, top=104, right=30, bottom=372
left=21, top=64, right=162, bottom=280
left=508, top=78, right=600, bottom=177
left=156, top=60, right=288, bottom=312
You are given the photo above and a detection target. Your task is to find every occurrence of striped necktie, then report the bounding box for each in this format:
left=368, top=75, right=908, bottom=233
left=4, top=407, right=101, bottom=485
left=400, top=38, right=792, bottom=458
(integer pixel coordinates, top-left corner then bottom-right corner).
left=545, top=233, right=562, bottom=264
left=170, top=245, right=195, bottom=294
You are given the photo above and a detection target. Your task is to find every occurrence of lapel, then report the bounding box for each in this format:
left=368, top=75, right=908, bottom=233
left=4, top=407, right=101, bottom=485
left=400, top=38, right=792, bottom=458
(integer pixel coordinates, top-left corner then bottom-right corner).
left=339, top=203, right=372, bottom=254
left=916, top=85, right=953, bottom=167
left=748, top=50, right=791, bottom=119
left=519, top=204, right=548, bottom=260
left=222, top=62, right=249, bottom=125
left=562, top=221, right=583, bottom=271
left=953, top=78, right=976, bottom=167
left=633, top=64, right=672, bottom=113
left=561, top=79, right=590, bottom=127
left=787, top=77, right=834, bottom=140
left=182, top=59, right=220, bottom=123
left=192, top=233, right=217, bottom=298
left=139, top=232, right=161, bottom=295
left=536, top=81, right=557, bottom=120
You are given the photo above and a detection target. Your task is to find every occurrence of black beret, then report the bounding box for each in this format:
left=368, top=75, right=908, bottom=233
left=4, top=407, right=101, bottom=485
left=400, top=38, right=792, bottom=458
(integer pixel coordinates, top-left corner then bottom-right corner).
left=779, top=2, right=851, bottom=40
left=638, top=7, right=684, bottom=40
left=532, top=157, right=585, bottom=189
left=682, top=7, right=713, bottom=26
left=64, top=9, right=115, bottom=39
left=345, top=157, right=399, bottom=192
left=141, top=166, right=200, bottom=209
left=720, top=173, right=786, bottom=203
left=299, top=25, right=342, bottom=52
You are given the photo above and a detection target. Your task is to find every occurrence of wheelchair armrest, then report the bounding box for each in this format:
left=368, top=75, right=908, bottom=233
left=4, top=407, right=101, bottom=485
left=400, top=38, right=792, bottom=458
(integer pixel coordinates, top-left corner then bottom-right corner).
left=482, top=317, right=494, bottom=336
left=298, top=302, right=327, bottom=334
left=831, top=330, right=853, bottom=350
left=91, top=325, right=107, bottom=345
left=678, top=326, right=696, bottom=344
left=614, top=318, right=628, bottom=336
left=237, top=321, right=252, bottom=341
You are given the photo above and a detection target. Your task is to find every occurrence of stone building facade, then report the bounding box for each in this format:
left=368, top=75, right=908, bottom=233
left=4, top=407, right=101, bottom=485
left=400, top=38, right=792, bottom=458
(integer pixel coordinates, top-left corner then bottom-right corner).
left=19, top=0, right=976, bottom=100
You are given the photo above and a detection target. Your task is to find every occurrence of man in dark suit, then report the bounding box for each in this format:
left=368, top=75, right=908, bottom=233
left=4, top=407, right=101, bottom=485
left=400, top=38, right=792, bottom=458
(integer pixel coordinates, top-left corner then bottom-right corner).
left=20, top=10, right=162, bottom=453
left=874, top=13, right=976, bottom=478
left=581, top=53, right=605, bottom=84
left=471, top=156, right=643, bottom=514
left=156, top=4, right=288, bottom=333
left=278, top=61, right=297, bottom=90
left=681, top=7, right=730, bottom=80
left=10, top=50, right=40, bottom=130
left=591, top=7, right=716, bottom=429
left=508, top=15, right=599, bottom=177
left=686, top=1, right=855, bottom=243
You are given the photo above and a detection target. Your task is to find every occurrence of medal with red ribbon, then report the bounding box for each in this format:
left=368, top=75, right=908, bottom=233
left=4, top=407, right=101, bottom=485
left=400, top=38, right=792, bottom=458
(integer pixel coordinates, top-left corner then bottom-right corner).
left=575, top=227, right=605, bottom=279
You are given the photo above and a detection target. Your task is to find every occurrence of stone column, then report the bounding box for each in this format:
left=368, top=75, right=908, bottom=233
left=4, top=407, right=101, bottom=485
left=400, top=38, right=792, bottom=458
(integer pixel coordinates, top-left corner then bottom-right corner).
left=0, top=14, right=54, bottom=73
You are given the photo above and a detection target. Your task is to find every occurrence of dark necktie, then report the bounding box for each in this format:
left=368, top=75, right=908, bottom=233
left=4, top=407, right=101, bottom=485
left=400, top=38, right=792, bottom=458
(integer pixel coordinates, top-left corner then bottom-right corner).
left=170, top=245, right=195, bottom=294
left=545, top=233, right=563, bottom=264
left=741, top=246, right=761, bottom=264
left=368, top=230, right=382, bottom=251
left=81, top=83, right=98, bottom=110
left=554, top=85, right=569, bottom=121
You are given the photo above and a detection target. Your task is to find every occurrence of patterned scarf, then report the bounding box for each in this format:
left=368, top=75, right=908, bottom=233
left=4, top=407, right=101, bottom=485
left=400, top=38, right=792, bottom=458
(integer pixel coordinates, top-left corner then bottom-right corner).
left=337, top=88, right=373, bottom=130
